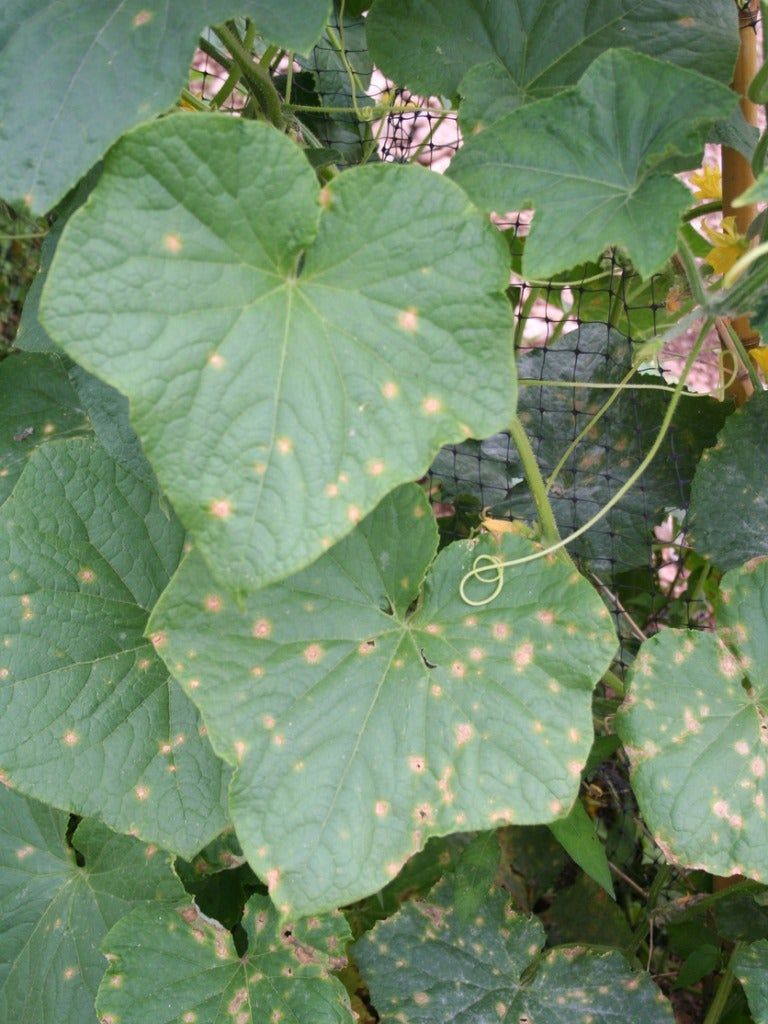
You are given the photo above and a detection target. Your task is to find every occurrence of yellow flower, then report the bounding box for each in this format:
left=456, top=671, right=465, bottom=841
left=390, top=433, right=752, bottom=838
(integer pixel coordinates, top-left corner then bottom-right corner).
left=689, top=163, right=722, bottom=201
left=702, top=217, right=748, bottom=276
left=750, top=348, right=768, bottom=376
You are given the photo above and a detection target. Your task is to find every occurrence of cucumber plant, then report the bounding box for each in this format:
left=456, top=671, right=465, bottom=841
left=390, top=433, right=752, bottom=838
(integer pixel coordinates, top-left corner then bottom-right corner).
left=1, top=3, right=767, bottom=1022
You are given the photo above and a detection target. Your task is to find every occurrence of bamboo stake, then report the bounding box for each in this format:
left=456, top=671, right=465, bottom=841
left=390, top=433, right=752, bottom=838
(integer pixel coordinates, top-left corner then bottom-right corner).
left=721, top=0, right=762, bottom=402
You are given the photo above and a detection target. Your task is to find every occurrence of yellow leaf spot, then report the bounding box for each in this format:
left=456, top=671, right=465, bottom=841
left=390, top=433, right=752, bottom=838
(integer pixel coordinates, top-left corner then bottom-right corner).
left=735, top=740, right=750, bottom=755
left=276, top=437, right=293, bottom=455
left=63, top=730, right=79, bottom=747
left=133, top=9, right=153, bottom=26
left=492, top=622, right=508, bottom=641
left=163, top=233, right=182, bottom=254
left=451, top=661, right=466, bottom=678
left=537, top=609, right=555, bottom=626
left=413, top=992, right=430, bottom=1006
left=381, top=380, right=399, bottom=400
left=266, top=867, right=280, bottom=891
left=262, top=714, right=275, bottom=730
left=77, top=568, right=95, bottom=584
left=375, top=800, right=389, bottom=817
left=325, top=482, right=339, bottom=497
left=188, top=678, right=201, bottom=690
left=347, top=504, right=361, bottom=523
left=16, top=845, right=35, bottom=859
left=549, top=799, right=563, bottom=815
left=366, top=459, right=385, bottom=476
left=421, top=396, right=442, bottom=415
left=568, top=760, right=582, bottom=777
left=234, top=740, right=247, bottom=760
left=63, top=966, right=77, bottom=980
left=205, top=594, right=222, bottom=613
left=252, top=619, right=272, bottom=639
left=135, top=785, right=150, bottom=801
left=469, top=647, right=484, bottom=661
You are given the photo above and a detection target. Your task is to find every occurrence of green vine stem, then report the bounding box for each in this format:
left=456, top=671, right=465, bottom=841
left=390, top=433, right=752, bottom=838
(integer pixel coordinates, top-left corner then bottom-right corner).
left=508, top=416, right=562, bottom=546
left=702, top=943, right=744, bottom=1024
left=213, top=23, right=285, bottom=128
left=460, top=318, right=713, bottom=606
left=682, top=200, right=723, bottom=222
left=716, top=316, right=763, bottom=391
left=544, top=363, right=637, bottom=495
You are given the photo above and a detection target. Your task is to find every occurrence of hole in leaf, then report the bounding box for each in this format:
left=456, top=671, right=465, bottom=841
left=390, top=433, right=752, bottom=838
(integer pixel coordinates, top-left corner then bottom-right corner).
left=65, top=814, right=85, bottom=866
left=420, top=649, right=436, bottom=669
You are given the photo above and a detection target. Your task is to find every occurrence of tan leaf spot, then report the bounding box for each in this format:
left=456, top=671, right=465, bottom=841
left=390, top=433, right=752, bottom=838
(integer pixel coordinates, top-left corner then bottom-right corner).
left=513, top=642, right=534, bottom=671
left=455, top=723, right=474, bottom=746
left=325, top=482, right=339, bottom=497
left=413, top=992, right=430, bottom=1006
left=63, top=730, right=79, bottom=747
left=408, top=756, right=425, bottom=772
left=150, top=631, right=166, bottom=649
left=133, top=9, right=153, bottom=26
left=492, top=622, right=508, bottom=641
left=375, top=800, right=389, bottom=817
left=366, top=459, right=385, bottom=476
left=276, top=437, right=293, bottom=455
left=347, top=504, right=361, bottom=523
left=77, top=568, right=95, bottom=584
left=252, top=619, right=272, bottom=639
left=303, top=643, right=324, bottom=664
left=421, top=396, right=442, bottom=415
left=135, top=785, right=150, bottom=801
left=381, top=381, right=399, bottom=399
left=234, top=740, right=247, bottom=761
left=537, top=609, right=555, bottom=625
left=209, top=499, right=232, bottom=519
left=205, top=594, right=222, bottom=613
left=208, top=352, right=225, bottom=369
left=163, top=233, right=182, bottom=254
left=397, top=307, right=419, bottom=332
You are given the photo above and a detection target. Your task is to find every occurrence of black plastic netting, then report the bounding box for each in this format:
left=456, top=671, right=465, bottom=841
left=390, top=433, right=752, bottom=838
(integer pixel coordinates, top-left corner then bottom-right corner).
left=190, top=16, right=727, bottom=682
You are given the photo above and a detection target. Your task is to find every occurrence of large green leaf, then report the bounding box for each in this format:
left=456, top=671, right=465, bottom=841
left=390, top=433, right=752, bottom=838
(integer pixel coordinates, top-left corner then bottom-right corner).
left=616, top=559, right=768, bottom=881
left=41, top=114, right=515, bottom=593
left=367, top=0, right=738, bottom=106
left=354, top=875, right=674, bottom=1023
left=448, top=50, right=735, bottom=279
left=96, top=895, right=353, bottom=1024
left=0, top=438, right=229, bottom=856
left=430, top=325, right=729, bottom=574
left=150, top=483, right=616, bottom=915
left=734, top=940, right=768, bottom=1024
left=0, top=785, right=183, bottom=1024
left=0, top=352, right=91, bottom=505
left=0, top=1, right=331, bottom=214
left=690, top=391, right=768, bottom=570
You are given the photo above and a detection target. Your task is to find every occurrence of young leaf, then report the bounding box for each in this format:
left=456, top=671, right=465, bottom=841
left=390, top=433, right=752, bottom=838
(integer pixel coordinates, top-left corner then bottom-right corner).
left=96, top=895, right=353, bottom=1024
left=734, top=940, right=768, bottom=1024
left=0, top=785, right=183, bottom=1024
left=0, top=1, right=331, bottom=213
left=0, top=439, right=230, bottom=856
left=0, top=352, right=91, bottom=505
left=690, top=391, right=768, bottom=569
left=41, top=114, right=515, bottom=594
left=447, top=50, right=735, bottom=279
left=367, top=0, right=737, bottom=111
left=616, top=559, right=768, bottom=882
left=150, top=483, right=617, bottom=916
left=549, top=798, right=615, bottom=899
left=354, top=875, right=674, bottom=1023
